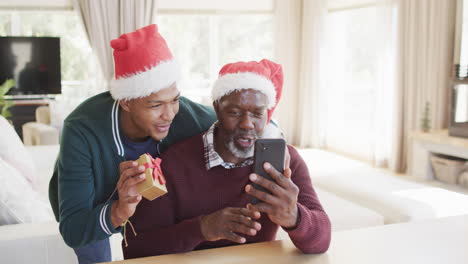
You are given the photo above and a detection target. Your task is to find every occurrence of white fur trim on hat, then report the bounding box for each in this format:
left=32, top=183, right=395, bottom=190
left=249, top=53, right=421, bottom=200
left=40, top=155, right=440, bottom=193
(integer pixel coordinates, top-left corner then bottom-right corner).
left=109, top=59, right=181, bottom=100
left=211, top=72, right=276, bottom=109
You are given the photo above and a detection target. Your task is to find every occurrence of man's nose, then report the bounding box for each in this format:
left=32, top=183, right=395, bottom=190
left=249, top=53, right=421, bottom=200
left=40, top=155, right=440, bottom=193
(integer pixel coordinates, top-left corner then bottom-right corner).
left=161, top=104, right=177, bottom=121
left=239, top=113, right=255, bottom=130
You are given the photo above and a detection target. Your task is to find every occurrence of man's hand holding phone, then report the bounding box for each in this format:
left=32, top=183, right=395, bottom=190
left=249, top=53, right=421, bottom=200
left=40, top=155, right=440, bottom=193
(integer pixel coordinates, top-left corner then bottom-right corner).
left=245, top=162, right=299, bottom=229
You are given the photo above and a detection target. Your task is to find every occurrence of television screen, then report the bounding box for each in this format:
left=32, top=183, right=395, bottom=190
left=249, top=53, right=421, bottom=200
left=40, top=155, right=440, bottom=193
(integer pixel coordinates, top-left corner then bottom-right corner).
left=0, top=36, right=61, bottom=96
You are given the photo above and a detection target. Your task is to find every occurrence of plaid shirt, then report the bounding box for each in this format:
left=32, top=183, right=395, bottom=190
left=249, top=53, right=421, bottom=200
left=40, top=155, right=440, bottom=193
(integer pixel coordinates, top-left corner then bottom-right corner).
left=203, top=122, right=254, bottom=170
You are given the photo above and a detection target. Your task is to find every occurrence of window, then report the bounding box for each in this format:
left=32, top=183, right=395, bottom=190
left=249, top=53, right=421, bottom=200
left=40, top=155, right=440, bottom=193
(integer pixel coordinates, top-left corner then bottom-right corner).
left=1, top=7, right=274, bottom=102
left=157, top=13, right=274, bottom=103
left=324, top=5, right=380, bottom=160
left=0, top=11, right=99, bottom=84
left=0, top=14, right=10, bottom=35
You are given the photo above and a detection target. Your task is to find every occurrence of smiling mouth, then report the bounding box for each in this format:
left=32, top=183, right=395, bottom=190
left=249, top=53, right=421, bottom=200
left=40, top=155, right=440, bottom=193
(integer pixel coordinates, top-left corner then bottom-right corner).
left=235, top=135, right=256, bottom=148
left=155, top=124, right=171, bottom=132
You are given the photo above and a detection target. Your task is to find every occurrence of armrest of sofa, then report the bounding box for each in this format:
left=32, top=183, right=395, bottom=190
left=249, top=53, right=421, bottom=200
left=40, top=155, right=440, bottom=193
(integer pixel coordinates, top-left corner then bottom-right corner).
left=0, top=222, right=77, bottom=264
left=22, top=122, right=59, bottom=146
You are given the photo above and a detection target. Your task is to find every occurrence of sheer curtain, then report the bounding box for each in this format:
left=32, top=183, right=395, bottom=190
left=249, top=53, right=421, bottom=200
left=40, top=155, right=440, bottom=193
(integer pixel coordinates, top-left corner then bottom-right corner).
left=322, top=1, right=399, bottom=165
left=73, top=0, right=158, bottom=87
left=391, top=0, right=456, bottom=172
left=274, top=0, right=327, bottom=147
left=276, top=0, right=455, bottom=173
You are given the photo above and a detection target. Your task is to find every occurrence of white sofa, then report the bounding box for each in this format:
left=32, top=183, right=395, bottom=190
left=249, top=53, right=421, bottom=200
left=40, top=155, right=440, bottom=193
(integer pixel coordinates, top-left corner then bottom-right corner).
left=1, top=145, right=386, bottom=263
left=3, top=143, right=466, bottom=263
left=22, top=106, right=60, bottom=146
left=0, top=145, right=76, bottom=264
left=0, top=145, right=123, bottom=264
left=298, top=149, right=468, bottom=224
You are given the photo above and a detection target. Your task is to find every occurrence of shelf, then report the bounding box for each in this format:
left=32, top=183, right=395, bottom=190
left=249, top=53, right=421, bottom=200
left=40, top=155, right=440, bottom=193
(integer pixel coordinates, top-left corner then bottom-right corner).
left=411, top=130, right=468, bottom=153
left=409, top=130, right=468, bottom=186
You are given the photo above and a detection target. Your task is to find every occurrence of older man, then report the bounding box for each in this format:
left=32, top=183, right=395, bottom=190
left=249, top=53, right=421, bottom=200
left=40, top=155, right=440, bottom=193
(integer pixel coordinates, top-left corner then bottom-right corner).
left=124, top=59, right=331, bottom=259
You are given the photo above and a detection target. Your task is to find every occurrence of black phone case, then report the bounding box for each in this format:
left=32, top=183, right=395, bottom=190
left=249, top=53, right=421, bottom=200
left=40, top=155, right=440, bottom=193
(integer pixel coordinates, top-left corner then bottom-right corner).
left=251, top=138, right=286, bottom=204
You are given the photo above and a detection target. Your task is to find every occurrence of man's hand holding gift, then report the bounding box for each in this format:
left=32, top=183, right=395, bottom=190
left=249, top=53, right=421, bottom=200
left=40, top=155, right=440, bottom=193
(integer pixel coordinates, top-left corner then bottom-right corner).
left=111, top=153, right=167, bottom=228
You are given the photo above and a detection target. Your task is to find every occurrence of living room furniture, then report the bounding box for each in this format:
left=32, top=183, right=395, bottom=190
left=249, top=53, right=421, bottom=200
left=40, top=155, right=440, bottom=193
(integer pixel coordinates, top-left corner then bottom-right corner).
left=22, top=106, right=60, bottom=145
left=0, top=137, right=463, bottom=264
left=8, top=99, right=49, bottom=141
left=103, top=215, right=468, bottom=264
left=0, top=145, right=125, bottom=264
left=0, top=145, right=383, bottom=264
left=409, top=129, right=468, bottom=181
left=299, top=148, right=468, bottom=224
left=315, top=189, right=383, bottom=231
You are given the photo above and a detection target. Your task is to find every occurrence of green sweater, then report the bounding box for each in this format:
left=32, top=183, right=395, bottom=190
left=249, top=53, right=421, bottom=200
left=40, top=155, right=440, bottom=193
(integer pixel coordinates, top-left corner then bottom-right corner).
left=48, top=92, right=216, bottom=248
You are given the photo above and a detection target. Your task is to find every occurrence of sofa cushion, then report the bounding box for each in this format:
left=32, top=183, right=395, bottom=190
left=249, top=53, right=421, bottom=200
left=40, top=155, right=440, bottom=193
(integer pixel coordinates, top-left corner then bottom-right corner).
left=0, top=157, right=53, bottom=225
left=314, top=168, right=468, bottom=224
left=316, top=188, right=384, bottom=230
left=298, top=148, right=468, bottom=224
left=25, top=145, right=60, bottom=198
left=275, top=187, right=384, bottom=240
left=0, top=222, right=76, bottom=264
left=0, top=116, right=37, bottom=187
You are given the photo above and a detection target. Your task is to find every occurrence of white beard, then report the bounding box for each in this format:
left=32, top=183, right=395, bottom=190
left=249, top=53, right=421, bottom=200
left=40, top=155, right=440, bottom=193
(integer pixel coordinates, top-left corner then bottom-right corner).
left=226, top=140, right=255, bottom=159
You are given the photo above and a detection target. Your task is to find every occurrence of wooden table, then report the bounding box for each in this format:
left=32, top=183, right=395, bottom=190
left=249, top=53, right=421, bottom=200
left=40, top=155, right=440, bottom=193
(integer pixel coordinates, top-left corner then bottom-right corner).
left=104, top=215, right=468, bottom=264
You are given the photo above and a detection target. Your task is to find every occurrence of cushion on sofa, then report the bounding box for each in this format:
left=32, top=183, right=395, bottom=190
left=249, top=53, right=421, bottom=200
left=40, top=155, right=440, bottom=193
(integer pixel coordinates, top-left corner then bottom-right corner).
left=314, top=168, right=468, bottom=224
left=0, top=116, right=38, bottom=187
left=316, top=188, right=384, bottom=230
left=0, top=157, right=54, bottom=225
left=25, top=145, right=60, bottom=198
left=298, top=148, right=468, bottom=224
left=0, top=222, right=76, bottom=264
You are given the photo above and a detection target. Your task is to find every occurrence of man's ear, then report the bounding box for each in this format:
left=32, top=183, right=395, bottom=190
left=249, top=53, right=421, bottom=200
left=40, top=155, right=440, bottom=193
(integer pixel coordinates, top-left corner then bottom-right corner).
left=213, top=101, right=222, bottom=120
left=213, top=101, right=219, bottom=113
left=119, top=99, right=132, bottom=112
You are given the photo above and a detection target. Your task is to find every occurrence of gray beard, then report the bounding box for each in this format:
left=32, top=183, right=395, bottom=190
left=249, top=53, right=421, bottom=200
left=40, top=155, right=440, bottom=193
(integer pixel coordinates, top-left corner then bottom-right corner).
left=224, top=129, right=265, bottom=159
left=226, top=140, right=254, bottom=159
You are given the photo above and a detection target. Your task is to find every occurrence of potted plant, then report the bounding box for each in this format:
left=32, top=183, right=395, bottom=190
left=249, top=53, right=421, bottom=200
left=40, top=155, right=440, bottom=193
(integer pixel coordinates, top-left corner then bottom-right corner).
left=0, top=79, right=15, bottom=119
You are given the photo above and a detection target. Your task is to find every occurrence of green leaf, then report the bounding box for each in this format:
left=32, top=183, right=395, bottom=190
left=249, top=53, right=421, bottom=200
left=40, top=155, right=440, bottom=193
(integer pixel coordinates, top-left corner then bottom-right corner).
left=0, top=79, right=15, bottom=96
left=0, top=79, right=15, bottom=118
left=1, top=108, right=12, bottom=119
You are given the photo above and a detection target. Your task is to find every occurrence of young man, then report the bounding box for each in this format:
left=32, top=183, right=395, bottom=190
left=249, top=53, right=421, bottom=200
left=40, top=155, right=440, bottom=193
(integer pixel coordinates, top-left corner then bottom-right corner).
left=48, top=24, right=216, bottom=264
left=124, top=59, right=331, bottom=259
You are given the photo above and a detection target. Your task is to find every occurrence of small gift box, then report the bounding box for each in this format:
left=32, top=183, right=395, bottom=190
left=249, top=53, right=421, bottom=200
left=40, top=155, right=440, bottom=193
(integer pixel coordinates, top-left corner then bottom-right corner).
left=136, top=153, right=167, bottom=201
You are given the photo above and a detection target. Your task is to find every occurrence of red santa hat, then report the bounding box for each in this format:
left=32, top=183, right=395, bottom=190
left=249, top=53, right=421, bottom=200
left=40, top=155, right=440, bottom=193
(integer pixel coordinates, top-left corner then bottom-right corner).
left=212, top=59, right=283, bottom=122
left=109, top=24, right=180, bottom=100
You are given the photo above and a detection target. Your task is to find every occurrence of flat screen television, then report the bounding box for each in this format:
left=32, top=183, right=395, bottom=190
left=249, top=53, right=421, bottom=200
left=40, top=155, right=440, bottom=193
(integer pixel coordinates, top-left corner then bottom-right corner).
left=449, top=83, right=468, bottom=138
left=0, top=36, right=61, bottom=96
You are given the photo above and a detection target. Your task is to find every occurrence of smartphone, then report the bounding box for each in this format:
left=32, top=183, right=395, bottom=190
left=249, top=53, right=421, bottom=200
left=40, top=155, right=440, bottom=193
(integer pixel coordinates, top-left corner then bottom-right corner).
left=251, top=138, right=286, bottom=204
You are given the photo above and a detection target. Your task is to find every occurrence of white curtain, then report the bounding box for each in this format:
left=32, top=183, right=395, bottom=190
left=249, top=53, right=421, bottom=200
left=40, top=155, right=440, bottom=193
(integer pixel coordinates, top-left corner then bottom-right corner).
left=373, top=0, right=400, bottom=168
left=275, top=0, right=456, bottom=173
left=314, top=1, right=399, bottom=165
left=274, top=0, right=301, bottom=144
left=391, top=0, right=456, bottom=172
left=274, top=0, right=327, bottom=147
left=73, top=0, right=158, bottom=86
